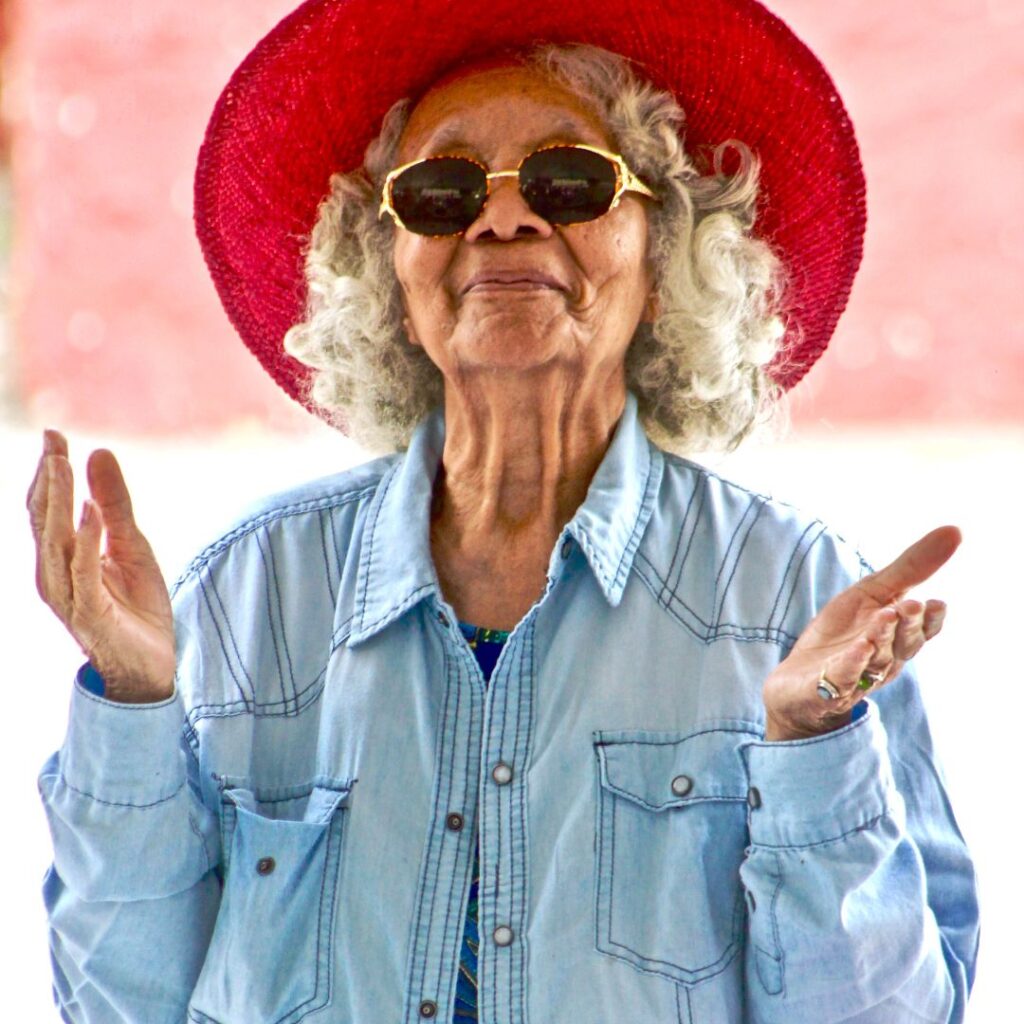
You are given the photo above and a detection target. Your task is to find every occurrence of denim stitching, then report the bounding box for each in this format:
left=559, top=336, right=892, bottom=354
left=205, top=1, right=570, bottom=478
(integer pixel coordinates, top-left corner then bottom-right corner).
left=170, top=485, right=380, bottom=598
left=428, top=625, right=467, bottom=1013
left=261, top=529, right=299, bottom=716
left=513, top=620, right=536, bottom=1021
left=318, top=508, right=338, bottom=607
left=199, top=570, right=254, bottom=707
left=356, top=465, right=397, bottom=633
left=435, top=650, right=476, bottom=1018
left=751, top=809, right=895, bottom=851
left=357, top=582, right=435, bottom=638
left=715, top=496, right=767, bottom=623
left=254, top=530, right=292, bottom=716
left=329, top=613, right=355, bottom=652
left=56, top=774, right=185, bottom=809
left=402, top=614, right=457, bottom=1020
left=775, top=524, right=827, bottom=635
left=667, top=471, right=708, bottom=601
left=606, top=441, right=659, bottom=595
left=633, top=556, right=798, bottom=646
left=766, top=522, right=821, bottom=633
left=186, top=667, right=327, bottom=725
left=676, top=981, right=693, bottom=1024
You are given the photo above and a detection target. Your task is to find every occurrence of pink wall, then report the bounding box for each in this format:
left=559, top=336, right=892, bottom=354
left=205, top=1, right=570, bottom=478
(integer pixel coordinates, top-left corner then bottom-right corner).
left=5, top=0, right=1022, bottom=434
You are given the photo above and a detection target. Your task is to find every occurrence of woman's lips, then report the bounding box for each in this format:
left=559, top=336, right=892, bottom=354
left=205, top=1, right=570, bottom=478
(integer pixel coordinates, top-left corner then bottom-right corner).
left=461, top=271, right=568, bottom=295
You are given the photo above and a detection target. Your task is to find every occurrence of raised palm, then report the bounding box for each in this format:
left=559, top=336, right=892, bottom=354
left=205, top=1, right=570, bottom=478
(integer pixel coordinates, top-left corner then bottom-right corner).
left=28, top=430, right=176, bottom=703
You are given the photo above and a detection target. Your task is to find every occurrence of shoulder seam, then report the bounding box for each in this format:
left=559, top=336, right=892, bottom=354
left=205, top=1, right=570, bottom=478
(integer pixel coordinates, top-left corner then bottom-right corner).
left=170, top=483, right=379, bottom=597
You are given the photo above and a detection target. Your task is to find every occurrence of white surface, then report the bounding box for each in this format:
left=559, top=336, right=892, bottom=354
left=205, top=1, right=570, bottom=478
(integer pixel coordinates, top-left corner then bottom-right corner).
left=4, top=417, right=1017, bottom=1021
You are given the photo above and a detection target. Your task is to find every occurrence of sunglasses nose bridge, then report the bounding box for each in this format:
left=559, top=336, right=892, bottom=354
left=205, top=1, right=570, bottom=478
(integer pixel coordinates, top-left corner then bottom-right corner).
left=464, top=168, right=553, bottom=242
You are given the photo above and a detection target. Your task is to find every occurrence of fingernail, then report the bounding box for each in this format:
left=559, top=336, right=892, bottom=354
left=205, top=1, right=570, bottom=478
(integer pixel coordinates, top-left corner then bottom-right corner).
left=80, top=500, right=92, bottom=527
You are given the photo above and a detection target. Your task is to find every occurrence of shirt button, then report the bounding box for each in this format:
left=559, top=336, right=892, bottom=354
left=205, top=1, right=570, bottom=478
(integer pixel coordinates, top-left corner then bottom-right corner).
left=493, top=925, right=514, bottom=946
left=747, top=786, right=762, bottom=810
left=437, top=611, right=450, bottom=628
left=446, top=812, right=465, bottom=831
left=560, top=538, right=572, bottom=560
left=491, top=762, right=514, bottom=785
left=256, top=856, right=276, bottom=876
left=670, top=774, right=693, bottom=797
left=419, top=999, right=438, bottom=1018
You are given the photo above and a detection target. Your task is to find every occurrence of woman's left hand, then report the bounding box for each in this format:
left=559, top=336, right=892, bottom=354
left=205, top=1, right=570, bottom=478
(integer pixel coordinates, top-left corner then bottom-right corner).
left=762, top=525, right=962, bottom=742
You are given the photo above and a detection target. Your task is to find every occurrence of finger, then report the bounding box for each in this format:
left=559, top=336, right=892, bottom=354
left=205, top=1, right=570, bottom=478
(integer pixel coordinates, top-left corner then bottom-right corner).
left=69, top=500, right=107, bottom=638
left=26, top=429, right=68, bottom=520
left=44, top=428, right=69, bottom=458
left=892, top=599, right=927, bottom=661
left=86, top=449, right=140, bottom=544
left=822, top=636, right=876, bottom=702
left=923, top=600, right=947, bottom=640
left=40, top=456, right=75, bottom=618
left=859, top=526, right=962, bottom=604
left=862, top=605, right=898, bottom=675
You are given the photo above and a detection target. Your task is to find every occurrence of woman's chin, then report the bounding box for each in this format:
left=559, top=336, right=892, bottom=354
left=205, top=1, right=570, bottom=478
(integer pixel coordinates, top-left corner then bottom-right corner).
left=446, top=322, right=574, bottom=374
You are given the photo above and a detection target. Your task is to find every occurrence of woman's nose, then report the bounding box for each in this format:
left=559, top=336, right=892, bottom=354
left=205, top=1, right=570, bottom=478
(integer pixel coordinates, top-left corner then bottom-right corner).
left=462, top=176, right=554, bottom=242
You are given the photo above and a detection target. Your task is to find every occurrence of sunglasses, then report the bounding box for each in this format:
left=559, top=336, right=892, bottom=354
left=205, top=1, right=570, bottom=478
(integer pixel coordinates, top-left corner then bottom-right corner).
left=378, top=143, right=658, bottom=237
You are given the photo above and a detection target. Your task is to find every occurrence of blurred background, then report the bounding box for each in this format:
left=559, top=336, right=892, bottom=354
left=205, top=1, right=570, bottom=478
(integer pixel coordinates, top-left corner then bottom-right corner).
left=1, top=0, right=1020, bottom=1018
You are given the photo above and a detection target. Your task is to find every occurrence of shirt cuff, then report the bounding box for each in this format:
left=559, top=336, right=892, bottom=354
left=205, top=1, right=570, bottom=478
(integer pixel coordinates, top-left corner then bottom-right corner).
left=741, top=700, right=898, bottom=849
left=62, top=662, right=186, bottom=805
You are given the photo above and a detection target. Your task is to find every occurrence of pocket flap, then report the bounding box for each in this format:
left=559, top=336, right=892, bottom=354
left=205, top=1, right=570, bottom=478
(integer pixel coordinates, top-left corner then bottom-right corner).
left=594, top=728, right=754, bottom=810
left=221, top=776, right=354, bottom=824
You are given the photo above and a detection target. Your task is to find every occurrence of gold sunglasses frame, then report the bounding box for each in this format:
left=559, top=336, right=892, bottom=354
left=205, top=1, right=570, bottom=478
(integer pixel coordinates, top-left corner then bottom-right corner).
left=378, top=143, right=658, bottom=236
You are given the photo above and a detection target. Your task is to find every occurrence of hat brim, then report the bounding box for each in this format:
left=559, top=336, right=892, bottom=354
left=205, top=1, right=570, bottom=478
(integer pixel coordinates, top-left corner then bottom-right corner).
left=195, top=0, right=866, bottom=421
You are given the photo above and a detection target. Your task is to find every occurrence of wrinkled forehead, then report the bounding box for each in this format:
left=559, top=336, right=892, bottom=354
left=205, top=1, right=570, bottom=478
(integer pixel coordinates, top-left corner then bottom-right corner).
left=397, top=60, right=612, bottom=162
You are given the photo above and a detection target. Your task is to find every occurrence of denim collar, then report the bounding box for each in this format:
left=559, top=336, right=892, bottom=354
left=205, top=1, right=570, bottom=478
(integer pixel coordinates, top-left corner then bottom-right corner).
left=349, top=390, right=663, bottom=645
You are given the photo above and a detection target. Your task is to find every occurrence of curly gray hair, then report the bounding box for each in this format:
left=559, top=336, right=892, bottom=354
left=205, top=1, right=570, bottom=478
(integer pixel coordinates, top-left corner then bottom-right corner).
left=283, top=43, right=789, bottom=454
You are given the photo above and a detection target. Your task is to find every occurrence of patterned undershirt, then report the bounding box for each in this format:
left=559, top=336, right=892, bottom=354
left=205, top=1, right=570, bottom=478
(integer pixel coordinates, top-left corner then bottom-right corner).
left=453, top=621, right=510, bottom=1022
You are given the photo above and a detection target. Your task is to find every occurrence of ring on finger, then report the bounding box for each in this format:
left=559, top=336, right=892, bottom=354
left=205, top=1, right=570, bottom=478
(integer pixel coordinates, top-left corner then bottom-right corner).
left=816, top=674, right=842, bottom=701
left=858, top=668, right=886, bottom=691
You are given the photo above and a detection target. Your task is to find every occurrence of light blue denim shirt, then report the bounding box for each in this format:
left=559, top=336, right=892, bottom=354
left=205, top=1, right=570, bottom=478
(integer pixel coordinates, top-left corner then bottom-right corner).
left=38, top=392, right=979, bottom=1023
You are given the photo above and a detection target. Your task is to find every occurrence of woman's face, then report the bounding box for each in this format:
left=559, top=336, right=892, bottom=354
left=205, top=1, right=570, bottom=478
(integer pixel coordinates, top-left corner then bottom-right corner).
left=392, top=64, right=655, bottom=385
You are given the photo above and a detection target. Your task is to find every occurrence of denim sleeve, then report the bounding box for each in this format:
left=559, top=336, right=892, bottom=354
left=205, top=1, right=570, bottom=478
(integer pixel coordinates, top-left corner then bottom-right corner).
left=37, top=669, right=223, bottom=1022
left=737, top=531, right=980, bottom=1023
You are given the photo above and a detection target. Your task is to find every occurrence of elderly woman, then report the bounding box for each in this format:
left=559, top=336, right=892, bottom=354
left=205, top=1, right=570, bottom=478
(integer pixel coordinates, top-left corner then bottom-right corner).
left=32, top=1, right=978, bottom=1022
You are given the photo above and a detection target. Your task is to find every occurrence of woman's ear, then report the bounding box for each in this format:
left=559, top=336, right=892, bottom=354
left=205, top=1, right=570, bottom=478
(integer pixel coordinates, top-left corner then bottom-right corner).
left=403, top=314, right=422, bottom=347
left=642, top=289, right=660, bottom=324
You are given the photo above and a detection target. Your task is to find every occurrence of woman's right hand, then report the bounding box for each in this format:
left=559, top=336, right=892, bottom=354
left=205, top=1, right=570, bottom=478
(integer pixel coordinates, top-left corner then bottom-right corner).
left=27, top=429, right=176, bottom=704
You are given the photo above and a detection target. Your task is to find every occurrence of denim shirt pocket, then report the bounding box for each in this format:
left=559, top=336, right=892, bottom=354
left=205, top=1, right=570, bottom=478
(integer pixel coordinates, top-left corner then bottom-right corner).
left=593, top=727, right=756, bottom=988
left=188, top=775, right=355, bottom=1024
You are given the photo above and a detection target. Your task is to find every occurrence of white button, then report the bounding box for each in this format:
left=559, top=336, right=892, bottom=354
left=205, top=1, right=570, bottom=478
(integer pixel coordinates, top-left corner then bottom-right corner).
left=493, top=925, right=514, bottom=946
left=491, top=762, right=513, bottom=785
left=671, top=774, right=693, bottom=797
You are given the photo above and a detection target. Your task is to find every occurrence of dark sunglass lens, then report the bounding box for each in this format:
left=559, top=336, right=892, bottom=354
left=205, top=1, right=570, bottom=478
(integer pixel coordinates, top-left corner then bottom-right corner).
left=390, top=158, right=487, bottom=235
left=520, top=147, right=618, bottom=225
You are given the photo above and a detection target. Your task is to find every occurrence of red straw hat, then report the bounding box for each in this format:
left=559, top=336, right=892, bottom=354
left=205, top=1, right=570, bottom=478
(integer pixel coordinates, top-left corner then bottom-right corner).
left=194, top=0, right=866, bottom=419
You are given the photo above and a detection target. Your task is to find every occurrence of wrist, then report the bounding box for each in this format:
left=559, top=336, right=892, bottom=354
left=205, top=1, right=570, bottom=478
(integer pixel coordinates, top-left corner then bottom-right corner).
left=763, top=709, right=852, bottom=742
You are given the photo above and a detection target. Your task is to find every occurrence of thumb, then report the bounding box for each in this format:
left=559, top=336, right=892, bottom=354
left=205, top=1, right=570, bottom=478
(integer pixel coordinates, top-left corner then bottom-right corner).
left=86, top=448, right=142, bottom=545
left=860, top=525, right=962, bottom=603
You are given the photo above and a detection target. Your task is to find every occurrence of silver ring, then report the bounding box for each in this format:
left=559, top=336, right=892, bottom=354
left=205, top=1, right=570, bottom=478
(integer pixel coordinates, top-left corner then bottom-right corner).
left=816, top=675, right=841, bottom=701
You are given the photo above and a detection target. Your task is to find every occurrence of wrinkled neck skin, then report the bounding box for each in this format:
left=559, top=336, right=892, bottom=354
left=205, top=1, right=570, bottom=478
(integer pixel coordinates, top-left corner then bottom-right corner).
left=429, top=359, right=626, bottom=629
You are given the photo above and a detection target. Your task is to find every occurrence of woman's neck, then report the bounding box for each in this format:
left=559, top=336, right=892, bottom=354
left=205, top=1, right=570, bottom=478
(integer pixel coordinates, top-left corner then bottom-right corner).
left=428, top=367, right=626, bottom=629
left=436, top=369, right=624, bottom=534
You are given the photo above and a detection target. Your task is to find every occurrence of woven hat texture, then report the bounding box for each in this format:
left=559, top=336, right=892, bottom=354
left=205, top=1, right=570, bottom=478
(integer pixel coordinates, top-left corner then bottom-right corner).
left=195, top=0, right=867, bottom=420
